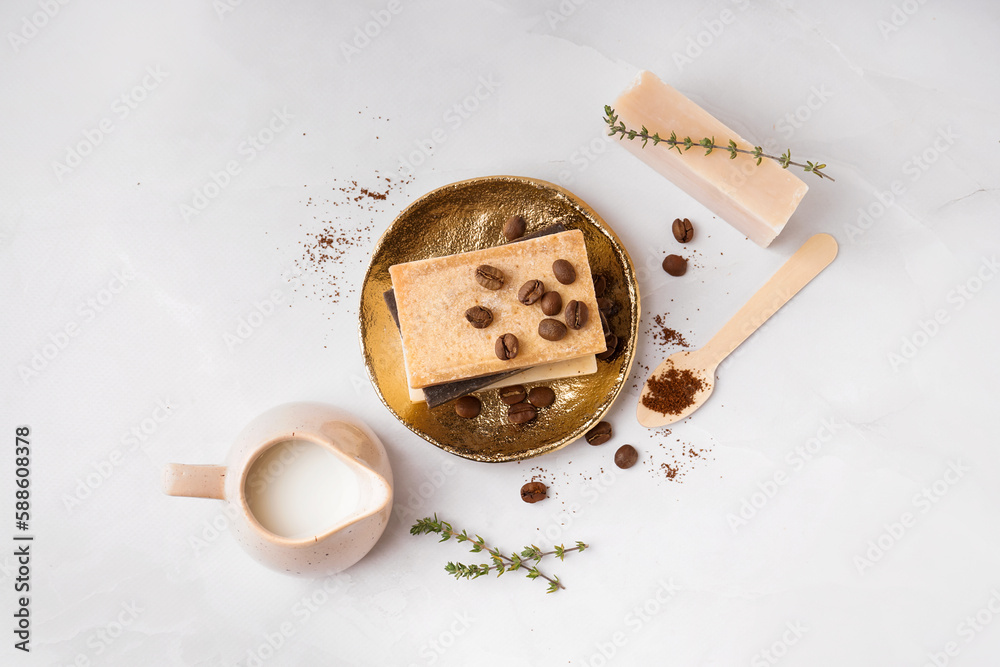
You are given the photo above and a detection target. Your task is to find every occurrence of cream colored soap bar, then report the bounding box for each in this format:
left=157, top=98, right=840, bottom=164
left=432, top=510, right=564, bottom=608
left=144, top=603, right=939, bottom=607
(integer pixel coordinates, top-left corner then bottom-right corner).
left=389, top=230, right=606, bottom=388
left=407, top=355, right=598, bottom=403
left=614, top=70, right=808, bottom=247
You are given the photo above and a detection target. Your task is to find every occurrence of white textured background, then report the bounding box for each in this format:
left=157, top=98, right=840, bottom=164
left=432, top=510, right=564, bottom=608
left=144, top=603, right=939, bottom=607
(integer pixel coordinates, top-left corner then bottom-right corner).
left=2, top=1, right=999, bottom=665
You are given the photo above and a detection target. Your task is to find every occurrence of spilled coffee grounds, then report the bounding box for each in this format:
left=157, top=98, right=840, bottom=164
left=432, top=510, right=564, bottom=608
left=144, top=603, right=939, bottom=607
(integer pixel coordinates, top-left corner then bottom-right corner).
left=641, top=364, right=705, bottom=415
left=650, top=314, right=689, bottom=348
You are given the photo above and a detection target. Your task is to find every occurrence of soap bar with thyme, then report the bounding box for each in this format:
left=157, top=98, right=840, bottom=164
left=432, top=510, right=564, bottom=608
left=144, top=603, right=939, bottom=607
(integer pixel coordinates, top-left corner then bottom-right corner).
left=613, top=70, right=808, bottom=247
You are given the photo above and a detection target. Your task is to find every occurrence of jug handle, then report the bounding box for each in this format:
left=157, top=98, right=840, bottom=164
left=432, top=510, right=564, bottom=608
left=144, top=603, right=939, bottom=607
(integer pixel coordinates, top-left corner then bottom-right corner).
left=163, top=464, right=227, bottom=499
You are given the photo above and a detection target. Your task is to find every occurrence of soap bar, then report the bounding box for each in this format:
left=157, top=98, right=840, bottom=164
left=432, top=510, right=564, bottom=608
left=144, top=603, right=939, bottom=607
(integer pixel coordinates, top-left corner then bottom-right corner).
left=389, top=230, right=605, bottom=388
left=406, top=356, right=598, bottom=403
left=382, top=223, right=574, bottom=407
left=386, top=287, right=596, bottom=407
left=384, top=288, right=520, bottom=406
left=613, top=70, right=808, bottom=247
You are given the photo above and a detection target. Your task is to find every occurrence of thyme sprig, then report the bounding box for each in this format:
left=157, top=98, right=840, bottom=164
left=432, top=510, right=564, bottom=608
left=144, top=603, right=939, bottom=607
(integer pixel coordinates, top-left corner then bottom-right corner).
left=411, top=515, right=588, bottom=594
left=604, top=105, right=833, bottom=181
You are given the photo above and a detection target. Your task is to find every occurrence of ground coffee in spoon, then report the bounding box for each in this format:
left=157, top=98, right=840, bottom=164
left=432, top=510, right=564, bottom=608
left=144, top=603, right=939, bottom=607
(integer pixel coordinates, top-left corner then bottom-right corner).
left=641, top=364, right=705, bottom=416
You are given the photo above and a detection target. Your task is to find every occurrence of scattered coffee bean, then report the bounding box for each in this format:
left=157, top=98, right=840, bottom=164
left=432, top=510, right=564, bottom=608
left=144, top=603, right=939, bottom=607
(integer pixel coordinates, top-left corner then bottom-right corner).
left=499, top=385, right=527, bottom=405
left=585, top=421, right=612, bottom=445
left=597, top=297, right=615, bottom=315
left=564, top=300, right=589, bottom=330
left=518, top=279, right=545, bottom=305
left=504, top=214, right=527, bottom=241
left=552, top=259, right=576, bottom=284
left=455, top=395, right=481, bottom=418
left=495, top=333, right=518, bottom=360
left=662, top=254, right=687, bottom=276
left=596, top=333, right=618, bottom=361
left=464, top=305, right=493, bottom=329
left=527, top=386, right=555, bottom=408
left=540, top=291, right=562, bottom=316
left=614, top=444, right=638, bottom=469
left=476, top=264, right=505, bottom=290
left=520, top=481, right=547, bottom=503
left=592, top=274, right=607, bottom=298
left=538, top=318, right=567, bottom=341
left=508, top=402, right=537, bottom=424
left=672, top=217, right=694, bottom=243
left=599, top=310, right=610, bottom=335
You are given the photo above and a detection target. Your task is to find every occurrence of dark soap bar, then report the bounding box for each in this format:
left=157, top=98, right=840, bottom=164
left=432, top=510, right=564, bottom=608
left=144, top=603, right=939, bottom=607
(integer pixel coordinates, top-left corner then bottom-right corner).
left=517, top=222, right=567, bottom=242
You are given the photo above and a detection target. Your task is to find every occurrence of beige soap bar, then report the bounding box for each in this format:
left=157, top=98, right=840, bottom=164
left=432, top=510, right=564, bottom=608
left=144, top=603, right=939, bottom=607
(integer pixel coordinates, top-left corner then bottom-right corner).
left=389, top=230, right=606, bottom=388
left=407, top=355, right=598, bottom=403
left=614, top=70, right=808, bottom=247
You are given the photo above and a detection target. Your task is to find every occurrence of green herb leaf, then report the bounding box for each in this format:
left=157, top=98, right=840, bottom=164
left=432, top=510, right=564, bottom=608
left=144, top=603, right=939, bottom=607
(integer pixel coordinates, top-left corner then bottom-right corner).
left=413, top=516, right=587, bottom=594
left=602, top=106, right=833, bottom=180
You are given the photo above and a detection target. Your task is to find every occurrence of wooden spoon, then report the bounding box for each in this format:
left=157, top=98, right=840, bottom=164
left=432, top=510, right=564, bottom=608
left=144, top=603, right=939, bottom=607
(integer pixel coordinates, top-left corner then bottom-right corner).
left=637, top=233, right=839, bottom=428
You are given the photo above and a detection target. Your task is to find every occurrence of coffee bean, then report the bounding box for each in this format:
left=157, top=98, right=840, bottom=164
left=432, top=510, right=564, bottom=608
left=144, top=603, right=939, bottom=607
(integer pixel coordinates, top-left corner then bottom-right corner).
left=527, top=386, right=555, bottom=408
left=504, top=214, right=526, bottom=241
left=540, top=291, right=562, bottom=316
left=464, top=305, right=493, bottom=329
left=592, top=274, right=607, bottom=298
left=517, top=279, right=545, bottom=305
left=662, top=254, right=687, bottom=276
left=520, top=481, right=547, bottom=503
left=585, top=421, right=612, bottom=445
left=476, top=264, right=505, bottom=290
left=596, top=333, right=618, bottom=360
left=499, top=385, right=526, bottom=405
left=564, top=300, right=589, bottom=330
left=599, top=310, right=610, bottom=335
left=552, top=259, right=576, bottom=284
left=508, top=402, right=537, bottom=424
left=671, top=217, right=694, bottom=243
left=597, top=297, right=616, bottom=315
left=614, top=444, right=638, bottom=469
left=538, top=318, right=567, bottom=341
left=495, top=333, right=518, bottom=360
left=455, top=395, right=481, bottom=418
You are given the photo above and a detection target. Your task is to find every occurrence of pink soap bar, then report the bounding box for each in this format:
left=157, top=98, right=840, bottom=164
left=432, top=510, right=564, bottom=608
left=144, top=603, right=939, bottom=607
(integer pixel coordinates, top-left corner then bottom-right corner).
left=613, top=71, right=808, bottom=247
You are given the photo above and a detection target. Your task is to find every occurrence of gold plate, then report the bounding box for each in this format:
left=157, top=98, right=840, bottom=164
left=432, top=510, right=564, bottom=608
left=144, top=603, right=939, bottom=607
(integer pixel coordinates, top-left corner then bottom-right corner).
left=359, top=176, right=639, bottom=462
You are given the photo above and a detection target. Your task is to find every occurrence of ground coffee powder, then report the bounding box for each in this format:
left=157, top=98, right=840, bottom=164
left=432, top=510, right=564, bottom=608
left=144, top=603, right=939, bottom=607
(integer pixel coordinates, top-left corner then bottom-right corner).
left=641, top=364, right=705, bottom=415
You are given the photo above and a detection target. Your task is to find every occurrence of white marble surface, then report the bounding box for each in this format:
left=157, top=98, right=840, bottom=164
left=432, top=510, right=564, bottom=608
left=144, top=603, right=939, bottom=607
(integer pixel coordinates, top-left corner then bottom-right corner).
left=3, top=0, right=999, bottom=665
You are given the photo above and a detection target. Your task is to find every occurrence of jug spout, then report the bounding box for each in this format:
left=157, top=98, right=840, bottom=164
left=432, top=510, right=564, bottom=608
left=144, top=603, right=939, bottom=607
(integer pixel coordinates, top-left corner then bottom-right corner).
left=340, top=457, right=393, bottom=525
